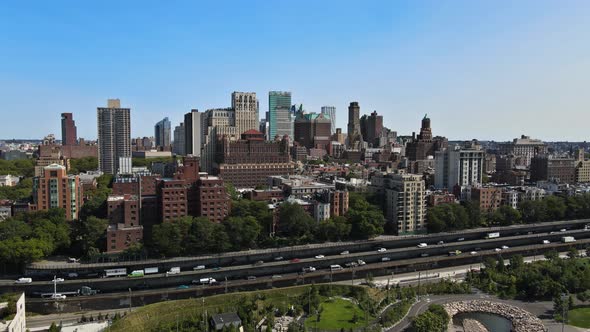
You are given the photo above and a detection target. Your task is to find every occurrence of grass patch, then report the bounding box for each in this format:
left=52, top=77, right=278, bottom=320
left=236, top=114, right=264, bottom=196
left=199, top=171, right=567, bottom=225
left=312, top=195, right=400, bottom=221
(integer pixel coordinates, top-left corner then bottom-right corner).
left=305, top=298, right=369, bottom=329
left=568, top=307, right=590, bottom=328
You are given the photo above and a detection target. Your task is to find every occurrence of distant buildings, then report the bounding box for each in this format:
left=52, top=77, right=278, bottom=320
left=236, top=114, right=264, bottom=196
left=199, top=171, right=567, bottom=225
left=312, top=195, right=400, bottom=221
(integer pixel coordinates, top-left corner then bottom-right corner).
left=0, top=174, right=20, bottom=187
left=435, top=141, right=485, bottom=191
left=405, top=115, right=447, bottom=161
left=61, top=113, right=77, bottom=145
left=498, top=135, right=546, bottom=167
left=173, top=123, right=185, bottom=155
left=575, top=148, right=590, bottom=183
left=530, top=155, right=576, bottom=184
left=97, top=99, right=131, bottom=174
left=31, top=164, right=83, bottom=220
left=154, top=117, right=171, bottom=149
left=321, top=106, right=336, bottom=135
left=231, top=92, right=259, bottom=137
left=268, top=91, right=292, bottom=140
left=347, top=102, right=362, bottom=149
left=360, top=111, right=383, bottom=147
left=293, top=111, right=331, bottom=149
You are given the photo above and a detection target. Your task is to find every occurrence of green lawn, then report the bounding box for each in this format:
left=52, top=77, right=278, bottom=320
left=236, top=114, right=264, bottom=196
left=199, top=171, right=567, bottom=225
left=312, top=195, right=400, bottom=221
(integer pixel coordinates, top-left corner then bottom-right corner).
left=568, top=307, right=590, bottom=328
left=305, top=298, right=369, bottom=329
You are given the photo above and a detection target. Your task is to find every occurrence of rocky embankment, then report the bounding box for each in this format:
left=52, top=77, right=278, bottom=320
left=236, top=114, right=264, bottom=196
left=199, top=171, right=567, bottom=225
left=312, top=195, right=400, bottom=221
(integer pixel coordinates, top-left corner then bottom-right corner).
left=443, top=300, right=545, bottom=332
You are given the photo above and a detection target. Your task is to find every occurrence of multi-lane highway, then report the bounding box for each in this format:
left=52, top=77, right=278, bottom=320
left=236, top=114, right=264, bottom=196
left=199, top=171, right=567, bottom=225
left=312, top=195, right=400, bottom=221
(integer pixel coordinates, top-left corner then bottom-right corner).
left=3, top=219, right=589, bottom=314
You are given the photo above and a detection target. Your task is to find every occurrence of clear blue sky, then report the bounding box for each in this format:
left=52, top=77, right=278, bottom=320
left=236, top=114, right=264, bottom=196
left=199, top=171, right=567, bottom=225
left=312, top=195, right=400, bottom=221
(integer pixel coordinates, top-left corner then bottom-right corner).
left=1, top=1, right=589, bottom=141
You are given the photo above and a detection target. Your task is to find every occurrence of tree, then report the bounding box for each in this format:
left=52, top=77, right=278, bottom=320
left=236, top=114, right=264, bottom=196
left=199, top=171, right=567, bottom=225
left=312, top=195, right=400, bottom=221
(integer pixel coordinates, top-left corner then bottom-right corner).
left=68, top=157, right=98, bottom=174
left=277, top=203, right=315, bottom=239
left=411, top=310, right=445, bottom=332
left=48, top=322, right=61, bottom=332
left=545, top=196, right=567, bottom=221
left=223, top=216, right=261, bottom=250
left=150, top=219, right=186, bottom=257
left=489, top=206, right=521, bottom=226
left=519, top=200, right=548, bottom=224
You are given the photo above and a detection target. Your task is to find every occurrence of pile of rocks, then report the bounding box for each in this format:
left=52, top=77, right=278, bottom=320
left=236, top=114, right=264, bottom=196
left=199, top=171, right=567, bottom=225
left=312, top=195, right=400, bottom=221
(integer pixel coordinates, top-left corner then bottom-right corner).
left=443, top=300, right=545, bottom=332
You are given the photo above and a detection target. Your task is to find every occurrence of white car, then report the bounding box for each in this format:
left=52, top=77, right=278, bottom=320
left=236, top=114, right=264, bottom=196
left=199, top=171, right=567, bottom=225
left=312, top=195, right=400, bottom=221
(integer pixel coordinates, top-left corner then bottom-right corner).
left=302, top=266, right=316, bottom=272
left=357, top=260, right=366, bottom=266
left=437, top=241, right=444, bottom=245
left=50, top=294, right=66, bottom=300
left=470, top=251, right=478, bottom=255
left=315, top=255, right=325, bottom=259
left=382, top=257, right=391, bottom=262
left=560, top=229, right=567, bottom=232
left=494, top=248, right=502, bottom=252
left=340, top=251, right=350, bottom=255
left=542, top=240, right=551, bottom=244
left=457, top=238, right=465, bottom=242
left=377, top=248, right=387, bottom=253
left=417, top=243, right=428, bottom=248
left=274, top=256, right=284, bottom=261
left=53, top=278, right=65, bottom=282
left=501, top=245, right=509, bottom=250
left=15, top=278, right=32, bottom=284
left=67, top=273, right=78, bottom=278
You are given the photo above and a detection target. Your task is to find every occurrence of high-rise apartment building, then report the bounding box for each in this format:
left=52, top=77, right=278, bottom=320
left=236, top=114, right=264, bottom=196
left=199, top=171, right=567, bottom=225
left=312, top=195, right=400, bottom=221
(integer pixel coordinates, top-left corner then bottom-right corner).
left=435, top=142, right=485, bottom=191
left=97, top=99, right=131, bottom=175
left=362, top=111, right=383, bottom=147
left=232, top=92, right=259, bottom=136
left=385, top=173, right=426, bottom=235
left=347, top=102, right=362, bottom=149
left=173, top=123, right=185, bottom=155
left=321, top=106, right=336, bottom=135
left=498, top=135, right=547, bottom=167
left=269, top=91, right=292, bottom=139
left=154, top=117, right=171, bottom=148
left=31, top=164, right=83, bottom=220
left=61, top=113, right=77, bottom=146
left=184, top=109, right=204, bottom=157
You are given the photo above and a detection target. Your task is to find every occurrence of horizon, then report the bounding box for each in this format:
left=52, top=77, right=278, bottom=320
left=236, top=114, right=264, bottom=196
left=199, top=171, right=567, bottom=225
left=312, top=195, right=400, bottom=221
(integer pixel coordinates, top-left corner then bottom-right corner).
left=1, top=1, right=589, bottom=141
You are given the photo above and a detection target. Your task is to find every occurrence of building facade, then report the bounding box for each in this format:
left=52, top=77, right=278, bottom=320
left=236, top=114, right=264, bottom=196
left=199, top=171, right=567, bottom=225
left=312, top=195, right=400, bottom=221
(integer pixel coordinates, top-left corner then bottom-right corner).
left=435, top=143, right=485, bottom=191
left=154, top=117, right=171, bottom=148
left=321, top=106, right=336, bottom=135
left=347, top=102, right=362, bottom=149
left=530, top=156, right=576, bottom=184
left=173, top=122, right=185, bottom=155
left=61, top=113, right=77, bottom=146
left=232, top=92, right=259, bottom=136
left=498, top=135, right=547, bottom=167
left=385, top=173, right=426, bottom=235
left=97, top=99, right=131, bottom=174
left=268, top=91, right=292, bottom=140
left=184, top=109, right=205, bottom=157
left=31, top=164, right=83, bottom=220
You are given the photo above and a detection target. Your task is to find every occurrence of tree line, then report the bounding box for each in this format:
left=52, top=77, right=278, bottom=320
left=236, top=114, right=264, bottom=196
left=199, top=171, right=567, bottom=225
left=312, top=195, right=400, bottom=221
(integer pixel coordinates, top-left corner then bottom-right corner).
left=427, top=193, right=590, bottom=233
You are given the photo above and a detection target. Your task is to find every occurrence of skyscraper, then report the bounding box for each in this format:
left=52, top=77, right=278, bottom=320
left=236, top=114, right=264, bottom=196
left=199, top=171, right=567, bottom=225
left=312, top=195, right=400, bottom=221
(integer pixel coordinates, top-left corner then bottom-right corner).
left=321, top=106, right=336, bottom=135
left=269, top=91, right=292, bottom=139
left=97, top=99, right=131, bottom=175
left=184, top=109, right=204, bottom=157
left=61, top=113, right=77, bottom=146
left=347, top=102, right=362, bottom=149
left=435, top=142, right=485, bottom=191
left=154, top=117, right=171, bottom=148
left=232, top=92, right=258, bottom=136
left=173, top=123, right=185, bottom=155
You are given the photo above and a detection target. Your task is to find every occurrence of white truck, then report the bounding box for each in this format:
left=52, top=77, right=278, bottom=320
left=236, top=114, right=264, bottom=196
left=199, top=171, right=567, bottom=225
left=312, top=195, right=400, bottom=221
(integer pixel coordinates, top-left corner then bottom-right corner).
left=166, top=267, right=181, bottom=276
left=199, top=277, right=216, bottom=285
left=104, top=268, right=127, bottom=278
left=144, top=267, right=159, bottom=275
left=485, top=232, right=500, bottom=239
left=562, top=236, right=576, bottom=243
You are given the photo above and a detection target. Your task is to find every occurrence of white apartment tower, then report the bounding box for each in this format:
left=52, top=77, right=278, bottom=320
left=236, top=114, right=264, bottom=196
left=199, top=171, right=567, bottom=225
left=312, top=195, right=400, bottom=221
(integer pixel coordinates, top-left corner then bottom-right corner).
left=435, top=143, right=485, bottom=191
left=97, top=99, right=131, bottom=175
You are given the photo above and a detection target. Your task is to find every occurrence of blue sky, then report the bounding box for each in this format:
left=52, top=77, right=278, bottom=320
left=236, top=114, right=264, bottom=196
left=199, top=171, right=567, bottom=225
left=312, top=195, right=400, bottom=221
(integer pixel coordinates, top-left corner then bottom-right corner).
left=1, top=1, right=589, bottom=141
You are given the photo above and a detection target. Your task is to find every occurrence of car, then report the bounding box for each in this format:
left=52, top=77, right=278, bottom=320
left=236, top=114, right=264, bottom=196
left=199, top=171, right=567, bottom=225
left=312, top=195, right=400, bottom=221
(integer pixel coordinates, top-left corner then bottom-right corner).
left=457, top=238, right=465, bottom=242
left=50, top=294, right=66, bottom=300
left=470, top=251, right=478, bottom=255
left=381, top=257, right=391, bottom=262
left=302, top=266, right=316, bottom=272
left=340, top=250, right=350, bottom=255
left=193, top=265, right=206, bottom=270
left=315, top=255, right=325, bottom=259
left=67, top=273, right=78, bottom=278
left=357, top=260, right=366, bottom=266
left=15, top=278, right=32, bottom=284
left=501, top=245, right=509, bottom=249
left=542, top=240, right=551, bottom=244
left=271, top=275, right=282, bottom=279
left=345, top=262, right=358, bottom=268
left=253, top=261, right=264, bottom=266
left=494, top=248, right=502, bottom=252
left=417, top=243, right=428, bottom=248
left=437, top=241, right=444, bottom=245
left=377, top=248, right=387, bottom=253
left=274, top=256, right=284, bottom=261
left=290, top=258, right=300, bottom=263
left=67, top=258, right=79, bottom=263
left=177, top=285, right=189, bottom=289
left=560, top=228, right=567, bottom=232
left=247, top=276, right=257, bottom=281
left=420, top=253, right=429, bottom=257
left=53, top=278, right=65, bottom=282
left=212, top=267, right=221, bottom=271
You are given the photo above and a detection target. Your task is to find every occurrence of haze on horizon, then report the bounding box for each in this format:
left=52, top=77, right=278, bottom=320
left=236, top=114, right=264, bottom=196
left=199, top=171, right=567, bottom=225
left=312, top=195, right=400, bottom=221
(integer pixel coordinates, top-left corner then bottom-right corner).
left=1, top=0, right=589, bottom=142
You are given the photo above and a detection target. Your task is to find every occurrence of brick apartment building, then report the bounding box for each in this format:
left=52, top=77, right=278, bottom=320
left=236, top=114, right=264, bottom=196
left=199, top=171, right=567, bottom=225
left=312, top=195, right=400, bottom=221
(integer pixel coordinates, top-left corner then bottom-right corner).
left=214, top=130, right=294, bottom=188
left=31, top=164, right=83, bottom=220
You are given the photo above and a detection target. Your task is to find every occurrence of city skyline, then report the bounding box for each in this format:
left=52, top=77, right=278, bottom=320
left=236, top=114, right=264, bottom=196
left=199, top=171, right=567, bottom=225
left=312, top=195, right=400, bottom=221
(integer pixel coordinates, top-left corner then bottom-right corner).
left=1, top=1, right=589, bottom=141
